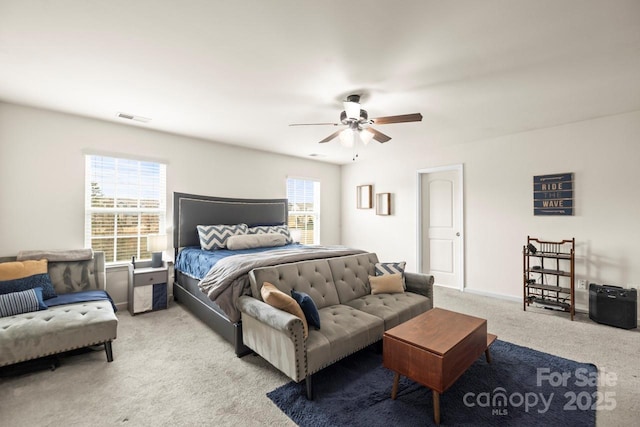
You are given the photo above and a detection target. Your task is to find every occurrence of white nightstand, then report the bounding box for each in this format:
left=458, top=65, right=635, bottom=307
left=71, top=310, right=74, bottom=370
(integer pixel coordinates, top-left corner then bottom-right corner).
left=128, top=262, right=168, bottom=315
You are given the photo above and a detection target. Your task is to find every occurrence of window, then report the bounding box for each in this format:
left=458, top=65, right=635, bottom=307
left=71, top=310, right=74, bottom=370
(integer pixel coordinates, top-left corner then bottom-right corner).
left=286, top=177, right=320, bottom=245
left=85, top=155, right=167, bottom=264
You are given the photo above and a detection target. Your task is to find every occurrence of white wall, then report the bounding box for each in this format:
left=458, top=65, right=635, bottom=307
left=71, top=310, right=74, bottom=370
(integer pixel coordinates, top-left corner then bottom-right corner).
left=0, top=102, right=342, bottom=307
left=3, top=101, right=638, bottom=316
left=341, top=111, right=640, bottom=313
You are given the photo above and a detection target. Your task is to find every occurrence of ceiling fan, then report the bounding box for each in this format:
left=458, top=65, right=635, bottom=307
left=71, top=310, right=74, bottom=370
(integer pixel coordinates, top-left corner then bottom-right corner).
left=289, top=94, right=423, bottom=147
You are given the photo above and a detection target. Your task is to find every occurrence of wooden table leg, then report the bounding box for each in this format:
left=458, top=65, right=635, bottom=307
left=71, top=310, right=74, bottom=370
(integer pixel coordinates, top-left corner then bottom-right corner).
left=485, top=333, right=497, bottom=364
left=391, top=372, right=400, bottom=399
left=432, top=390, right=441, bottom=425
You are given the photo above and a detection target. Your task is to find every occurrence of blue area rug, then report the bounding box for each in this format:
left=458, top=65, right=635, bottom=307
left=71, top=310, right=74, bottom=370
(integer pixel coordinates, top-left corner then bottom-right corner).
left=267, top=340, right=597, bottom=426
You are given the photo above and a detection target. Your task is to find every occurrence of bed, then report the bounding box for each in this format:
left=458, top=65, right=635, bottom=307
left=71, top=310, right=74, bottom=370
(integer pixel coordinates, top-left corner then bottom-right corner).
left=172, top=192, right=364, bottom=356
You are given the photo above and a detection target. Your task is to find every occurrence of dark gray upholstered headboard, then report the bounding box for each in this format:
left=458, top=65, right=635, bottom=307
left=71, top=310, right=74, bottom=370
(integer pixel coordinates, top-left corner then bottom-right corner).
left=173, top=192, right=288, bottom=249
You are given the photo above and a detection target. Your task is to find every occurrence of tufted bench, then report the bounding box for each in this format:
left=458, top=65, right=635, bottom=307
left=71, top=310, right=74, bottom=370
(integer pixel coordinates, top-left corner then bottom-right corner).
left=238, top=252, right=434, bottom=399
left=0, top=300, right=117, bottom=367
left=0, top=251, right=118, bottom=368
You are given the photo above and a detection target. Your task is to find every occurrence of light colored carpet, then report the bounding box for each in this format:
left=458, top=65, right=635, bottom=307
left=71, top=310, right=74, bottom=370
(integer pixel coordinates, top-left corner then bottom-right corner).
left=1, top=287, right=638, bottom=426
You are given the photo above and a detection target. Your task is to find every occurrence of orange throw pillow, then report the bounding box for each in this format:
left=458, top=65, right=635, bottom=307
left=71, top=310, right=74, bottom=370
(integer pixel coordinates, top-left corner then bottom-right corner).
left=369, top=273, right=405, bottom=295
left=0, top=259, right=47, bottom=281
left=260, top=282, right=309, bottom=338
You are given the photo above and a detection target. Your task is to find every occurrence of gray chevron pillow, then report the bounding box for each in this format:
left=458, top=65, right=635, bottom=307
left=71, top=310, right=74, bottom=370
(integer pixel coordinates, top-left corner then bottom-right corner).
left=375, top=261, right=407, bottom=289
left=197, top=224, right=248, bottom=250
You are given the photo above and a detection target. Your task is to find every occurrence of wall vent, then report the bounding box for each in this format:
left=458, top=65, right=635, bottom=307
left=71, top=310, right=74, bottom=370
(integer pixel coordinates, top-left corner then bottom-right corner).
left=116, top=112, right=151, bottom=123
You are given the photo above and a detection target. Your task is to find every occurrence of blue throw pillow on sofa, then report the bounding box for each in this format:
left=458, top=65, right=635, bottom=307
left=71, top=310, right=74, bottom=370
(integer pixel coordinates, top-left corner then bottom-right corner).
left=0, top=287, right=48, bottom=317
left=291, top=290, right=321, bottom=330
left=0, top=273, right=57, bottom=300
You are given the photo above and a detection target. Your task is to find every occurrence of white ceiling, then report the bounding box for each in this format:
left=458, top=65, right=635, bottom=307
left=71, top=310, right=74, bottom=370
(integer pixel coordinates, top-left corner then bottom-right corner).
left=1, top=0, right=639, bottom=164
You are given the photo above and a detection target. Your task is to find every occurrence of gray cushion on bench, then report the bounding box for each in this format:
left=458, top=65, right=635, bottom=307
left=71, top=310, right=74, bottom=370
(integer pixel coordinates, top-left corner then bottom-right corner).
left=0, top=300, right=117, bottom=367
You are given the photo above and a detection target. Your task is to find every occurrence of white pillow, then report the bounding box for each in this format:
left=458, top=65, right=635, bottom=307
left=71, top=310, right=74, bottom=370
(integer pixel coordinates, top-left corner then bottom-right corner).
left=227, top=233, right=287, bottom=250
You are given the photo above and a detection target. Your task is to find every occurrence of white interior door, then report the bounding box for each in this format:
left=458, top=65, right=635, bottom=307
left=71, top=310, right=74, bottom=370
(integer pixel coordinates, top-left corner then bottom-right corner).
left=418, top=165, right=464, bottom=290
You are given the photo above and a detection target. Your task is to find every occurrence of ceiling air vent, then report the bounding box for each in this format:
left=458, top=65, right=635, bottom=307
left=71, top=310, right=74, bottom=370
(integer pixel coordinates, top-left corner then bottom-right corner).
left=116, top=112, right=151, bottom=123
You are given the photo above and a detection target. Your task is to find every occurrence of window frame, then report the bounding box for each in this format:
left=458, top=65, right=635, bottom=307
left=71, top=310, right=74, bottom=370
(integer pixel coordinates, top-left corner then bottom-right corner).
left=286, top=176, right=320, bottom=245
left=84, top=154, right=167, bottom=265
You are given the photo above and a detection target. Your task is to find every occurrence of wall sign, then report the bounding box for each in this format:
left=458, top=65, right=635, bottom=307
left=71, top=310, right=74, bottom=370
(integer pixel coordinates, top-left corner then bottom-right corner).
left=533, top=173, right=574, bottom=216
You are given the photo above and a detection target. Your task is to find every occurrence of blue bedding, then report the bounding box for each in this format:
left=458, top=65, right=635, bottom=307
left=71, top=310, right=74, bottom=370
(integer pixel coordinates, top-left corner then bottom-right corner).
left=45, top=290, right=117, bottom=312
left=176, top=244, right=301, bottom=280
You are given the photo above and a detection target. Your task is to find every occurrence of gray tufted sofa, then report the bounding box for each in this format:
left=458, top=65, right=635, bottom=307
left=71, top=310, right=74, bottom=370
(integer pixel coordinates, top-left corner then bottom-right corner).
left=238, top=252, right=434, bottom=398
left=0, top=251, right=118, bottom=368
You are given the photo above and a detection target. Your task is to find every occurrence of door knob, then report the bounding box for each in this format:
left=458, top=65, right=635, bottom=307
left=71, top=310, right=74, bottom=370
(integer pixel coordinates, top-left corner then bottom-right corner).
left=456, top=232, right=460, bottom=237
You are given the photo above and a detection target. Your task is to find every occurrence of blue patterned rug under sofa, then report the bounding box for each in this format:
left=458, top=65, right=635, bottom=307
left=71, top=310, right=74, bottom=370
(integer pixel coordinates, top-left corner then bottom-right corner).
left=267, top=340, right=597, bottom=426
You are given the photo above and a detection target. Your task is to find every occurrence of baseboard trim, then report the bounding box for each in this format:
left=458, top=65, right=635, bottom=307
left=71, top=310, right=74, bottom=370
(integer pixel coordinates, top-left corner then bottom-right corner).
left=459, top=287, right=521, bottom=303
left=459, top=287, right=596, bottom=316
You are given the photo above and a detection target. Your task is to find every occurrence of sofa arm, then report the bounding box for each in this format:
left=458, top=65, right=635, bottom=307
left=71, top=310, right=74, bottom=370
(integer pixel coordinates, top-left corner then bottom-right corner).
left=238, top=295, right=307, bottom=382
left=405, top=272, right=434, bottom=302
left=238, top=296, right=305, bottom=337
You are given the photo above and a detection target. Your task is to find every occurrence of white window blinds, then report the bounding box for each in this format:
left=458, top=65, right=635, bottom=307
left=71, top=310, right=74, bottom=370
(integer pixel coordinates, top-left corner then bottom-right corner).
left=85, top=155, right=167, bottom=263
left=286, top=177, right=320, bottom=245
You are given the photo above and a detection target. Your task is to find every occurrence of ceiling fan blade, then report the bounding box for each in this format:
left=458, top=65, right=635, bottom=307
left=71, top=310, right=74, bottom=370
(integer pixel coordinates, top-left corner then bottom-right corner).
left=319, top=129, right=342, bottom=143
left=368, top=127, right=392, bottom=143
left=289, top=122, right=340, bottom=127
left=370, top=113, right=423, bottom=125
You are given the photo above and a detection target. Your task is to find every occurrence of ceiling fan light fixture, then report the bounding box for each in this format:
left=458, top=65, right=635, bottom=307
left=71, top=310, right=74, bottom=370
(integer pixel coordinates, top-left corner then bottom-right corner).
left=344, top=101, right=361, bottom=120
left=289, top=92, right=421, bottom=148
left=359, top=129, right=374, bottom=146
left=339, top=128, right=355, bottom=147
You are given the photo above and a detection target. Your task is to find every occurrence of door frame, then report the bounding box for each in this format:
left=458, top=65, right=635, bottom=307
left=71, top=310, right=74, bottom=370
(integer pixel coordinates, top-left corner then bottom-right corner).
left=416, top=164, right=465, bottom=291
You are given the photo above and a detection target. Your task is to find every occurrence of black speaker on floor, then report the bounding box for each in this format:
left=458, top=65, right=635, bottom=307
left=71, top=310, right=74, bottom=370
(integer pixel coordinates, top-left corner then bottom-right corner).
left=589, top=284, right=637, bottom=329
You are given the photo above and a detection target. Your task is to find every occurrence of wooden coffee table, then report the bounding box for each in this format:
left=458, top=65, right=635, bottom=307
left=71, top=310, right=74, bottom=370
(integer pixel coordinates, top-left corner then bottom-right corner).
left=383, top=308, right=496, bottom=425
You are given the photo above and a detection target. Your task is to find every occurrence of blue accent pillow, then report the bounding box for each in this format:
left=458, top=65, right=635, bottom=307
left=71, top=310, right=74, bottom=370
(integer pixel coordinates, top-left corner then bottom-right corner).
left=0, top=273, right=57, bottom=299
left=291, top=290, right=321, bottom=330
left=0, top=287, right=48, bottom=317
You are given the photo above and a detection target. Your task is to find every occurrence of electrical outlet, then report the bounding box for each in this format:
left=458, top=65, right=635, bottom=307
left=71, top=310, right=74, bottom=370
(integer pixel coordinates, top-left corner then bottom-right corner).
left=577, top=279, right=587, bottom=290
